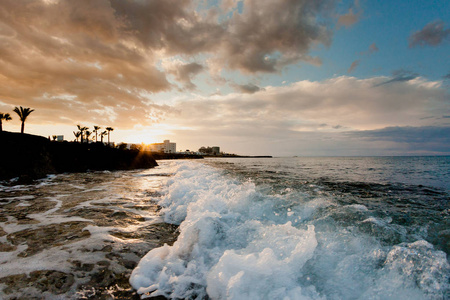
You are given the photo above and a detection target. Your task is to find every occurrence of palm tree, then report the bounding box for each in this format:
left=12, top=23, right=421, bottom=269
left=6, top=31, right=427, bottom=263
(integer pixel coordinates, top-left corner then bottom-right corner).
left=13, top=106, right=34, bottom=133
left=76, top=125, right=88, bottom=143
left=93, top=126, right=101, bottom=142
left=85, top=130, right=92, bottom=143
left=73, top=131, right=81, bottom=142
left=106, top=127, right=114, bottom=145
left=0, top=113, right=12, bottom=132
left=100, top=130, right=108, bottom=143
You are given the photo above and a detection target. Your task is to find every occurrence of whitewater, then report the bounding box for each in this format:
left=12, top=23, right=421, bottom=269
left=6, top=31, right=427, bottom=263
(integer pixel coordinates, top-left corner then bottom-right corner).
left=130, top=157, right=450, bottom=300
left=0, top=157, right=448, bottom=299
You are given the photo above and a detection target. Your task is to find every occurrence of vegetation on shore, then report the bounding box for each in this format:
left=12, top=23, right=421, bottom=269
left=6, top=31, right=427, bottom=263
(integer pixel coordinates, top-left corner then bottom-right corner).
left=0, top=132, right=158, bottom=183
left=1, top=106, right=34, bottom=133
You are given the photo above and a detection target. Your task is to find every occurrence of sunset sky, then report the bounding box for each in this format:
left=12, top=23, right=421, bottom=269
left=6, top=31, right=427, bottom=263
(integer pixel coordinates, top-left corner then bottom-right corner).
left=1, top=0, right=449, bottom=156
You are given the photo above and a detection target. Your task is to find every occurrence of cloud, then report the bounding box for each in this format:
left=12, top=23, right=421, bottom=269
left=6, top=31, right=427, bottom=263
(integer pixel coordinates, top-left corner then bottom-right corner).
left=347, top=60, right=360, bottom=73
left=347, top=126, right=450, bottom=153
left=0, top=0, right=337, bottom=127
left=231, top=83, right=264, bottom=94
left=374, top=70, right=419, bottom=87
left=369, top=43, right=379, bottom=54
left=337, top=0, right=362, bottom=28
left=338, top=8, right=359, bottom=28
left=161, top=76, right=449, bottom=155
left=164, top=62, right=205, bottom=90
left=166, top=75, right=449, bottom=136
left=211, top=0, right=333, bottom=73
left=409, top=20, right=450, bottom=48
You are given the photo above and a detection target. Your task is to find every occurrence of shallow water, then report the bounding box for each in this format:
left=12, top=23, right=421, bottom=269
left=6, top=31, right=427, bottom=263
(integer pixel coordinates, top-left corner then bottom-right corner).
left=131, top=157, right=449, bottom=300
left=0, top=167, right=178, bottom=299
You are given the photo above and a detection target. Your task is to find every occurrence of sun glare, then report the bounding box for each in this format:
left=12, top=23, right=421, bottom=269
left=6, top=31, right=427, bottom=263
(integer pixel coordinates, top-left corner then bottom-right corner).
left=124, top=127, right=172, bottom=145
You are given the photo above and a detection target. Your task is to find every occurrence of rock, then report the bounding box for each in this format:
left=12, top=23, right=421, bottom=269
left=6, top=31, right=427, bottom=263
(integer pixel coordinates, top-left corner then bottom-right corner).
left=7, top=221, right=91, bottom=256
left=0, top=271, right=74, bottom=295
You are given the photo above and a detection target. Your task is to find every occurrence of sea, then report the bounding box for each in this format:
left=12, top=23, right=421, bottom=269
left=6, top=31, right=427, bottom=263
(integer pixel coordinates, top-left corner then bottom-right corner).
left=0, top=156, right=449, bottom=299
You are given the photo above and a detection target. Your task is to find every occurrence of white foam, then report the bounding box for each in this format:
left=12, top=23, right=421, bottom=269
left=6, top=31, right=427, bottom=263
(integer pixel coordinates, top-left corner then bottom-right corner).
left=131, top=161, right=450, bottom=300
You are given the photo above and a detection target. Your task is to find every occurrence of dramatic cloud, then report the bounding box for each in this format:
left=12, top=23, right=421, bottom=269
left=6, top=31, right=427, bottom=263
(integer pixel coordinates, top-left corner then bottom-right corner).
left=409, top=20, right=450, bottom=48
left=347, top=60, right=360, bottom=73
left=0, top=0, right=336, bottom=127
left=160, top=76, right=449, bottom=155
left=164, top=62, right=205, bottom=90
left=212, top=0, right=333, bottom=73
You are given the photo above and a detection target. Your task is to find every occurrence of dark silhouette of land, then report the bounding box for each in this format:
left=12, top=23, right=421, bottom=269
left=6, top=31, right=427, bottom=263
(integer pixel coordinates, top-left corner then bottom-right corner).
left=0, top=132, right=160, bottom=183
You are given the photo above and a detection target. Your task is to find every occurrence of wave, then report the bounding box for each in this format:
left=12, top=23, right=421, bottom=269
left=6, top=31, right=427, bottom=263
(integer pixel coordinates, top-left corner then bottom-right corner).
left=130, top=161, right=449, bottom=299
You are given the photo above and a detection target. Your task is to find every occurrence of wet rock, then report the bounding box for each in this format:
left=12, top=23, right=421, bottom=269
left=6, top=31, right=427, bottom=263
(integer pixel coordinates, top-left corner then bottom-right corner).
left=1, top=196, right=58, bottom=223
left=77, top=267, right=141, bottom=300
left=71, top=260, right=95, bottom=272
left=7, top=221, right=91, bottom=256
left=0, top=226, right=7, bottom=236
left=29, top=270, right=75, bottom=294
left=0, top=271, right=74, bottom=295
left=0, top=242, right=16, bottom=252
left=110, top=223, right=179, bottom=246
left=67, top=208, right=146, bottom=227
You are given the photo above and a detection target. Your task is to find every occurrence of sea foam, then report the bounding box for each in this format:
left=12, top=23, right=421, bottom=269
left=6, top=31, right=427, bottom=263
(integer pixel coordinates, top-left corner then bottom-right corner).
left=130, top=161, right=449, bottom=299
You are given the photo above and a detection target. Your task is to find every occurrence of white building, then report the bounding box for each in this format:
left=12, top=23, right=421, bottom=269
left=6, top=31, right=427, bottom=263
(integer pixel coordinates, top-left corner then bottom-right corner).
left=146, top=140, right=176, bottom=153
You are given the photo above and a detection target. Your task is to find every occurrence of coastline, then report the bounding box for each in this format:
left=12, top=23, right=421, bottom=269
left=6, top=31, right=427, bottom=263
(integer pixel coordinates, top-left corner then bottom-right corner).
left=0, top=168, right=178, bottom=299
left=0, top=132, right=178, bottom=183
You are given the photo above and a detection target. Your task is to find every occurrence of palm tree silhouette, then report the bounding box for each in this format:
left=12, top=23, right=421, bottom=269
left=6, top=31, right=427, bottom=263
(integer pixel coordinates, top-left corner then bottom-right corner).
left=106, top=127, right=114, bottom=145
left=76, top=125, right=88, bottom=143
left=100, top=130, right=108, bottom=143
left=0, top=113, right=12, bottom=132
left=93, top=126, right=101, bottom=142
left=73, top=131, right=81, bottom=142
left=13, top=106, right=34, bottom=133
left=85, top=130, right=92, bottom=143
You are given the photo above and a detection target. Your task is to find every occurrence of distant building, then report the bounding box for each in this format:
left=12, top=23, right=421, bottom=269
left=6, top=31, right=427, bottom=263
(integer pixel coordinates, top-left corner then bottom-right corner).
left=56, top=135, right=64, bottom=142
left=199, top=146, right=220, bottom=155
left=147, top=140, right=176, bottom=153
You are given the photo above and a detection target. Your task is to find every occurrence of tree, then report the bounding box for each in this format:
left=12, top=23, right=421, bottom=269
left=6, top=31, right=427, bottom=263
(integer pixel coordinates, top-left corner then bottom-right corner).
left=93, top=126, right=101, bottom=142
left=73, top=131, right=81, bottom=142
left=13, top=106, right=34, bottom=133
left=76, top=125, right=88, bottom=143
left=0, top=113, right=12, bottom=132
left=52, top=135, right=57, bottom=141
left=100, top=130, right=108, bottom=143
left=85, top=130, right=92, bottom=143
left=106, top=127, right=114, bottom=145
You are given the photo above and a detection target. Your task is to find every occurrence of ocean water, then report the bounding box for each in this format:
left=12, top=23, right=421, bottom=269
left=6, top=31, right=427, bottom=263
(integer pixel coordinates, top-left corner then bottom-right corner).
left=0, top=157, right=449, bottom=299
left=130, top=157, right=450, bottom=300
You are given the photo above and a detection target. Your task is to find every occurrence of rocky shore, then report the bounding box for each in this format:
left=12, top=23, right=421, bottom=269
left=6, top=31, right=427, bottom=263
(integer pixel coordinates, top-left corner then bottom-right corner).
left=0, top=168, right=178, bottom=299
left=0, top=132, right=158, bottom=183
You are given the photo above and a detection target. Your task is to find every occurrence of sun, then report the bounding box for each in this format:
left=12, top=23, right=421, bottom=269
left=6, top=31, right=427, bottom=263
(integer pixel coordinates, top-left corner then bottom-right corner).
left=122, top=125, right=173, bottom=145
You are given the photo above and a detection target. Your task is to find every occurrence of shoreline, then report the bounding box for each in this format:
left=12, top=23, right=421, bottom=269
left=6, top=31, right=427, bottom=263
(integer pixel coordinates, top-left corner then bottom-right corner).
left=0, top=169, right=178, bottom=299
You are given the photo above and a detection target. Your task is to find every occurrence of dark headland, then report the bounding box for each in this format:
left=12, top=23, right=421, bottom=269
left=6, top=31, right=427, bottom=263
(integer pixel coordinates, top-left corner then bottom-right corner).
left=0, top=132, right=163, bottom=183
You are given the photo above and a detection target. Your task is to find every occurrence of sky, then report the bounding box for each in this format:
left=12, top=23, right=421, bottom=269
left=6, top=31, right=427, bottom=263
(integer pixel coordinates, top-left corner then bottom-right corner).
left=0, top=0, right=449, bottom=156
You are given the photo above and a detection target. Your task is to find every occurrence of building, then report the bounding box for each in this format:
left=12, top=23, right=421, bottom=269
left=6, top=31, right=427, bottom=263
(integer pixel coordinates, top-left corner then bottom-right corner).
left=146, top=140, right=176, bottom=153
left=199, top=146, right=220, bottom=155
